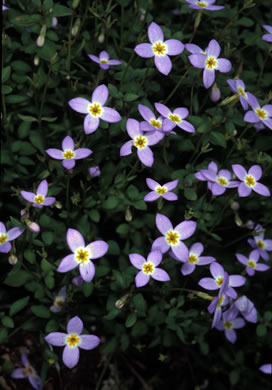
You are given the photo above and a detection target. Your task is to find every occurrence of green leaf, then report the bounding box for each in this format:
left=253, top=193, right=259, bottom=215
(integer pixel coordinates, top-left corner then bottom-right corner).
left=108, top=84, right=119, bottom=98
left=11, top=60, right=32, bottom=73
left=210, top=132, right=226, bottom=148
left=82, top=282, right=94, bottom=297
left=24, top=249, right=36, bottom=264
left=131, top=321, right=148, bottom=337
left=53, top=4, right=73, bottom=16
left=125, top=312, right=137, bottom=328
left=256, top=324, right=267, bottom=337
left=42, top=232, right=54, bottom=245
left=1, top=316, right=15, bottom=328
left=2, top=66, right=11, bottom=83
left=41, top=258, right=55, bottom=273
left=18, top=156, right=35, bottom=166
left=4, top=270, right=31, bottom=287
left=116, top=223, right=129, bottom=235
left=133, top=293, right=147, bottom=313
left=103, top=196, right=118, bottom=210
left=230, top=369, right=240, bottom=385
left=45, top=273, right=55, bottom=289
left=31, top=305, right=51, bottom=318
left=45, top=319, right=59, bottom=333
left=9, top=296, right=30, bottom=316
left=41, top=116, right=58, bottom=122
left=17, top=114, right=38, bottom=122
left=29, top=131, right=45, bottom=153
left=89, top=209, right=100, bottom=223
left=124, top=93, right=139, bottom=102
left=108, top=240, right=120, bottom=255
left=239, top=17, right=254, bottom=27
left=184, top=188, right=198, bottom=201
left=1, top=85, right=13, bottom=94
left=0, top=328, right=8, bottom=343
left=133, top=200, right=147, bottom=210
left=6, top=95, right=28, bottom=104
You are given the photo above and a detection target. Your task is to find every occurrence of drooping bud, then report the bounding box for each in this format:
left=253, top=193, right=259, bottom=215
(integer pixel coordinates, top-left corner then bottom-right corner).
left=36, top=24, right=47, bottom=47
left=9, top=254, right=18, bottom=265
left=71, top=18, right=80, bottom=37
left=210, top=83, right=221, bottom=102
left=34, top=55, right=40, bottom=66
left=230, top=201, right=240, bottom=211
left=125, top=206, right=133, bottom=222
left=89, top=166, right=101, bottom=178
left=115, top=294, right=130, bottom=309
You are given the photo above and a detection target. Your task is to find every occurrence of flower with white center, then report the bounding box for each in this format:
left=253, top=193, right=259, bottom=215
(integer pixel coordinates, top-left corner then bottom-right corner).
left=235, top=250, right=270, bottom=276
left=57, top=228, right=108, bottom=282
left=185, top=0, right=225, bottom=11
left=232, top=164, right=270, bottom=197
left=68, top=84, right=121, bottom=134
left=248, top=224, right=272, bottom=261
left=50, top=286, right=67, bottom=313
left=0, top=222, right=24, bottom=254
left=178, top=242, right=216, bottom=275
left=243, top=94, right=272, bottom=130
left=45, top=316, right=100, bottom=369
left=201, top=167, right=239, bottom=196
left=88, top=50, right=122, bottom=70
left=129, top=250, right=170, bottom=287
left=152, top=213, right=196, bottom=261
left=134, top=22, right=184, bottom=75
left=155, top=103, right=195, bottom=133
left=138, top=104, right=166, bottom=133
left=207, top=272, right=229, bottom=328
left=188, top=39, right=231, bottom=89
left=144, top=178, right=178, bottom=202
left=11, top=352, right=42, bottom=390
left=20, top=180, right=56, bottom=209
left=194, top=161, right=218, bottom=192
left=215, top=312, right=245, bottom=344
left=46, top=136, right=92, bottom=170
left=120, top=118, right=164, bottom=167
left=2, top=0, right=8, bottom=11
left=226, top=79, right=254, bottom=110
left=262, top=25, right=272, bottom=43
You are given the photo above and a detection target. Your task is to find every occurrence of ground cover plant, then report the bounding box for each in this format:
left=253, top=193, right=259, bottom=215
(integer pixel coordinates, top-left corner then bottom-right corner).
left=1, top=0, right=272, bottom=388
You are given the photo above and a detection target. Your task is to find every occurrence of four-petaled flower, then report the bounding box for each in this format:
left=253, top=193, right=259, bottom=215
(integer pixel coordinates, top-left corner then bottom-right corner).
left=50, top=286, right=67, bottom=313
left=120, top=118, right=164, bottom=167
left=243, top=94, right=272, bottom=130
left=226, top=79, right=254, bottom=110
left=207, top=271, right=229, bottom=328
left=152, top=213, right=197, bottom=261
left=185, top=0, right=224, bottom=11
left=232, top=164, right=270, bottom=197
left=129, top=250, right=170, bottom=287
left=20, top=180, right=56, bottom=209
left=57, top=228, right=108, bottom=282
left=235, top=250, right=270, bottom=276
left=248, top=224, right=272, bottom=261
left=138, top=104, right=166, bottom=133
left=45, top=316, right=100, bottom=369
left=134, top=22, right=184, bottom=75
left=0, top=222, right=24, bottom=253
left=178, top=242, right=216, bottom=275
left=11, top=352, right=42, bottom=390
left=215, top=312, right=245, bottom=344
left=200, top=167, right=239, bottom=196
left=155, top=103, right=195, bottom=133
left=46, top=136, right=92, bottom=170
left=69, top=84, right=121, bottom=134
left=188, top=39, right=232, bottom=89
left=144, top=178, right=178, bottom=202
left=262, top=25, right=272, bottom=42
left=88, top=50, right=122, bottom=70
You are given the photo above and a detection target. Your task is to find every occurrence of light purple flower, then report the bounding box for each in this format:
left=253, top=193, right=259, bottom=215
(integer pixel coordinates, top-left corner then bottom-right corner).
left=201, top=167, right=239, bottom=196
left=88, top=50, right=122, bottom=70
left=198, top=262, right=246, bottom=299
left=248, top=224, right=272, bottom=261
left=134, top=22, right=184, bottom=76
left=179, top=242, right=216, bottom=275
left=262, top=25, right=272, bottom=42
left=226, top=79, right=254, bottom=110
left=194, top=161, right=218, bottom=191
left=138, top=104, right=166, bottom=133
left=0, top=222, right=24, bottom=253
left=224, top=295, right=257, bottom=323
left=151, top=213, right=197, bottom=261
left=235, top=250, right=270, bottom=276
left=185, top=0, right=224, bottom=11
left=20, top=180, right=56, bottom=209
left=129, top=250, right=170, bottom=287
left=232, top=164, right=271, bottom=197
left=11, top=352, right=42, bottom=390
left=154, top=103, right=195, bottom=133
left=120, top=118, right=164, bottom=167
left=259, top=364, right=272, bottom=375
left=50, top=286, right=67, bottom=313
left=215, top=312, right=245, bottom=343
left=144, top=178, right=178, bottom=202
left=44, top=316, right=100, bottom=369
left=188, top=39, right=232, bottom=88
left=244, top=94, right=272, bottom=130
left=207, top=272, right=229, bottom=328
left=57, top=228, right=108, bottom=282
left=68, top=84, right=121, bottom=134
left=185, top=43, right=207, bottom=55
left=46, top=136, right=92, bottom=170
left=89, top=166, right=101, bottom=178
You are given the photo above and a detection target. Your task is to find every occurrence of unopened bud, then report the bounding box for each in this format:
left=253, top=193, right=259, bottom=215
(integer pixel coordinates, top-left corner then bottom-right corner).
left=89, top=166, right=101, bottom=178
left=36, top=24, right=46, bottom=47
left=27, top=221, right=40, bottom=233
left=98, top=32, right=105, bottom=44
left=230, top=201, right=239, bottom=211
left=72, top=276, right=84, bottom=286
left=195, top=292, right=214, bottom=301
left=115, top=294, right=130, bottom=309
left=194, top=10, right=203, bottom=30
left=51, top=16, right=58, bottom=28
left=234, top=214, right=243, bottom=227
left=246, top=220, right=255, bottom=230
left=71, top=18, right=80, bottom=37
left=72, top=0, right=80, bottom=9
left=34, top=55, right=40, bottom=66
left=54, top=201, right=62, bottom=209
left=218, top=93, right=239, bottom=107
left=210, top=84, right=221, bottom=102
left=125, top=206, right=133, bottom=222
left=9, top=254, right=18, bottom=265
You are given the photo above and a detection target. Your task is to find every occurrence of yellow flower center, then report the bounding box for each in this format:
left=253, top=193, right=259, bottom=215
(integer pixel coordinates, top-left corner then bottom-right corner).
left=245, top=175, right=256, bottom=187
left=75, top=247, right=91, bottom=264
left=150, top=118, right=162, bottom=129
left=66, top=333, right=81, bottom=348
left=247, top=260, right=256, bottom=269
left=216, top=177, right=229, bottom=186
left=0, top=233, right=8, bottom=244
left=100, top=59, right=109, bottom=64
left=23, top=365, right=36, bottom=377
left=196, top=1, right=208, bottom=7
left=134, top=135, right=148, bottom=150
left=155, top=186, right=167, bottom=195
left=142, top=262, right=155, bottom=275
left=224, top=321, right=233, bottom=330
left=205, top=56, right=218, bottom=70
left=257, top=239, right=265, bottom=249
left=88, top=102, right=103, bottom=118
left=165, top=230, right=180, bottom=246
left=152, top=40, right=168, bottom=56
left=255, top=108, right=267, bottom=120
left=188, top=254, right=198, bottom=264
left=216, top=276, right=224, bottom=287
left=54, top=297, right=65, bottom=308
left=217, top=294, right=225, bottom=308
left=63, top=149, right=75, bottom=159
left=34, top=195, right=45, bottom=205
left=237, top=87, right=246, bottom=98
left=168, top=113, right=181, bottom=123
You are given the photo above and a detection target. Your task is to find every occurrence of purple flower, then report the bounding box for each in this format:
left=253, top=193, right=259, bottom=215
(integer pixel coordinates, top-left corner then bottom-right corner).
left=226, top=79, right=254, bottom=110
left=259, top=364, right=272, bottom=375
left=57, top=228, right=108, bottom=282
left=44, top=316, right=100, bottom=369
left=235, top=250, right=270, bottom=276
left=185, top=0, right=224, bottom=11
left=207, top=272, right=229, bottom=328
left=248, top=224, right=272, bottom=261
left=179, top=242, right=216, bottom=275
left=232, top=164, right=271, bottom=197
left=138, top=104, right=165, bottom=132
left=185, top=43, right=207, bottom=54
left=11, top=352, right=42, bottom=390
left=262, top=25, right=272, bottom=42
left=194, top=161, right=218, bottom=191
left=129, top=250, right=170, bottom=287
left=198, top=262, right=246, bottom=299
left=151, top=213, right=197, bottom=261
left=144, top=178, right=178, bottom=202
left=134, top=22, right=184, bottom=76
left=224, top=295, right=257, bottom=323
left=201, top=167, right=239, bottom=196
left=154, top=103, right=195, bottom=133
left=89, top=166, right=101, bottom=178
left=244, top=94, right=272, bottom=130
left=88, top=50, right=122, bottom=70
left=68, top=84, right=121, bottom=134
left=120, top=118, right=164, bottom=167
left=0, top=222, right=24, bottom=253
left=46, top=136, right=92, bottom=170
left=50, top=286, right=67, bottom=313
left=215, top=312, right=245, bottom=343
left=188, top=39, right=232, bottom=88
left=20, top=180, right=56, bottom=209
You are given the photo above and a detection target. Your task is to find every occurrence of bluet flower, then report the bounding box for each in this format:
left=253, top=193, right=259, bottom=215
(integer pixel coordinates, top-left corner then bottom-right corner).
left=201, top=167, right=239, bottom=196
left=224, top=295, right=257, bottom=323
left=0, top=222, right=24, bottom=253
left=235, top=250, right=270, bottom=276
left=155, top=103, right=195, bottom=133
left=215, top=312, right=245, bottom=343
left=185, top=0, right=224, bottom=11
left=232, top=164, right=270, bottom=197
left=89, top=166, right=101, bottom=178
left=11, top=352, right=42, bottom=390
left=20, top=180, right=56, bottom=208
left=262, top=25, right=272, bottom=42
left=259, top=364, right=272, bottom=375
left=207, top=272, right=229, bottom=328
left=138, top=104, right=166, bottom=133
left=226, top=79, right=253, bottom=110
left=179, top=242, right=216, bottom=275
left=88, top=50, right=122, bottom=70
left=248, top=224, right=272, bottom=261
left=144, top=178, right=178, bottom=202
left=50, top=286, right=67, bottom=313
left=244, top=94, right=272, bottom=130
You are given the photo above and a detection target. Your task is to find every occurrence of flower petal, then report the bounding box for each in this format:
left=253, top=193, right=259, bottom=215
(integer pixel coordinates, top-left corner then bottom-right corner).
left=46, top=149, right=64, bottom=160
left=162, top=192, right=178, bottom=201
left=101, top=107, right=121, bottom=123
left=199, top=277, right=218, bottom=290
left=67, top=316, right=83, bottom=334
left=156, top=213, right=173, bottom=234
left=127, top=118, right=141, bottom=138
left=45, top=332, right=66, bottom=346
left=154, top=55, right=172, bottom=75
left=67, top=229, right=85, bottom=252
left=84, top=115, right=99, bottom=134
left=172, top=241, right=189, bottom=261
left=80, top=335, right=100, bottom=350
left=135, top=271, right=150, bottom=287
left=232, top=164, right=246, bottom=180
left=129, top=253, right=146, bottom=270
left=69, top=98, right=89, bottom=114
left=36, top=180, right=48, bottom=196
left=217, top=58, right=232, bottom=73
left=210, top=262, right=224, bottom=278
left=147, top=131, right=164, bottom=145
left=137, top=147, right=154, bottom=167
left=238, top=183, right=252, bottom=197
left=138, top=104, right=154, bottom=122
left=7, top=227, right=24, bottom=241
left=74, top=148, right=93, bottom=159
left=148, top=22, right=164, bottom=43
left=88, top=54, right=100, bottom=64
left=63, top=159, right=76, bottom=170
left=151, top=236, right=169, bottom=253
left=203, top=68, right=215, bottom=89
left=144, top=191, right=160, bottom=202
left=152, top=268, right=170, bottom=282
left=62, top=136, right=74, bottom=151
left=147, top=250, right=162, bottom=266
left=178, top=120, right=195, bottom=133
left=146, top=178, right=159, bottom=190
left=164, top=39, right=184, bottom=55
left=92, top=84, right=108, bottom=106
left=29, top=376, right=43, bottom=390
left=57, top=254, right=78, bottom=273
left=253, top=183, right=270, bottom=197
left=164, top=179, right=178, bottom=191
left=43, top=197, right=56, bottom=206
left=207, top=39, right=221, bottom=58
left=11, top=368, right=26, bottom=379
left=155, top=102, right=170, bottom=117
left=79, top=261, right=95, bottom=282
left=134, top=43, right=154, bottom=58
left=181, top=263, right=195, bottom=275
left=99, top=51, right=109, bottom=60
left=175, top=220, right=196, bottom=240
left=62, top=345, right=80, bottom=369
left=0, top=242, right=11, bottom=253
left=87, top=240, right=108, bottom=259
left=188, top=53, right=206, bottom=69
left=120, top=140, right=133, bottom=156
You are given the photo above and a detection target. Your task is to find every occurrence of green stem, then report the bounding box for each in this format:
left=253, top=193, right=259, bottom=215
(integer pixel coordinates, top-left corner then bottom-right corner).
left=136, top=67, right=149, bottom=94
left=120, top=52, right=135, bottom=87
left=66, top=174, right=71, bottom=211
left=95, top=353, right=113, bottom=390
left=223, top=124, right=252, bottom=164
left=257, top=48, right=270, bottom=86
left=208, top=194, right=232, bottom=234
left=66, top=12, right=75, bottom=76
left=223, top=231, right=252, bottom=248
left=164, top=68, right=189, bottom=104
left=126, top=159, right=139, bottom=179
left=38, top=64, right=52, bottom=124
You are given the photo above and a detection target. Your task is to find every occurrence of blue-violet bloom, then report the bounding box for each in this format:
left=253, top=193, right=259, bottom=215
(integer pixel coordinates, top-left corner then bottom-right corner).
left=262, top=25, right=272, bottom=42
left=0, top=222, right=24, bottom=253
left=232, top=164, right=270, bottom=197
left=244, top=94, right=272, bottom=130
left=144, top=178, right=178, bottom=202
left=20, top=180, right=56, bottom=209
left=155, top=103, right=195, bottom=133
left=248, top=224, right=272, bottom=261
left=11, top=352, right=42, bottom=390
left=235, top=249, right=270, bottom=276
left=185, top=0, right=224, bottom=11
left=88, top=50, right=122, bottom=70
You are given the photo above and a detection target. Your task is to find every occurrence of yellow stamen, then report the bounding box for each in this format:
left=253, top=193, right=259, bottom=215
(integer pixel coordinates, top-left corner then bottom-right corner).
left=165, top=230, right=180, bottom=246
left=63, top=149, right=75, bottom=159
left=257, top=239, right=265, bottom=249
left=0, top=233, right=8, bottom=244
left=66, top=333, right=81, bottom=348
left=89, top=102, right=103, bottom=118
left=34, top=195, right=44, bottom=205
left=245, top=175, right=256, bottom=187
left=142, top=262, right=154, bottom=275
left=255, top=108, right=267, bottom=120
left=155, top=186, right=167, bottom=195
left=216, top=177, right=228, bottom=186
left=224, top=321, right=233, bottom=330
left=23, top=365, right=36, bottom=377
left=54, top=297, right=65, bottom=308
left=216, top=276, right=224, bottom=287
left=168, top=113, right=181, bottom=123
left=100, top=59, right=109, bottom=64
left=134, top=135, right=148, bottom=150
left=205, top=56, right=217, bottom=70
left=75, top=248, right=90, bottom=264
left=150, top=119, right=162, bottom=129
left=247, top=260, right=256, bottom=269
left=237, top=87, right=246, bottom=98
left=188, top=254, right=198, bottom=264
left=196, top=1, right=207, bottom=7
left=152, top=41, right=167, bottom=56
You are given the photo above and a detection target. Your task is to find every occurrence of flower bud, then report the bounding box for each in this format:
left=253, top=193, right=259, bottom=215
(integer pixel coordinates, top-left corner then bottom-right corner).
left=125, top=206, right=133, bottom=222
left=34, top=55, right=40, bottom=66
left=72, top=276, right=84, bottom=286
left=89, top=166, right=101, bottom=178
left=71, top=18, right=80, bottom=37
left=54, top=201, right=62, bottom=209
left=115, top=294, right=130, bottom=309
left=98, top=32, right=105, bottom=44
left=36, top=24, right=47, bottom=47
left=230, top=201, right=239, bottom=211
left=9, top=254, right=18, bottom=265
left=51, top=17, right=58, bottom=28
left=246, top=220, right=255, bottom=230
left=210, top=84, right=221, bottom=102
left=234, top=214, right=243, bottom=227
left=72, top=0, right=80, bottom=9
left=27, top=221, right=40, bottom=233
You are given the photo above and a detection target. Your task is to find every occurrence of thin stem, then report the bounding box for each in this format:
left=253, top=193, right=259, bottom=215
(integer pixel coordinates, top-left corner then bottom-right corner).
left=257, top=48, right=270, bottom=86
left=136, top=67, right=149, bottom=94
left=164, top=68, right=190, bottom=104
left=126, top=159, right=139, bottom=179
left=66, top=173, right=71, bottom=211
left=66, top=12, right=75, bottom=76
left=95, top=354, right=113, bottom=390
left=223, top=124, right=252, bottom=164
left=120, top=52, right=135, bottom=87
